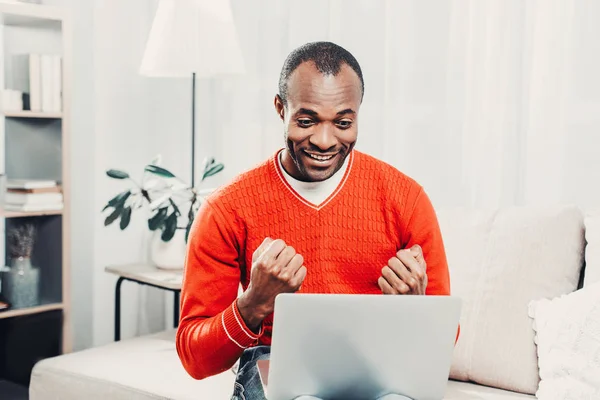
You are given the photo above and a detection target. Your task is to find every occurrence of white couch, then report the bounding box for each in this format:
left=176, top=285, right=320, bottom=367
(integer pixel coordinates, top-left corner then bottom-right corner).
left=29, top=205, right=600, bottom=399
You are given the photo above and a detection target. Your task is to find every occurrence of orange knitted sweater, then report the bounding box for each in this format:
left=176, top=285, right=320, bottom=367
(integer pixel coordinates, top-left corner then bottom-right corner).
left=176, top=149, right=453, bottom=380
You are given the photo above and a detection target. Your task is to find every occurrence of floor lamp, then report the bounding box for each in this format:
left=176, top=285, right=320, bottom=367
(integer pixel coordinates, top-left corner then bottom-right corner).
left=139, top=0, right=245, bottom=187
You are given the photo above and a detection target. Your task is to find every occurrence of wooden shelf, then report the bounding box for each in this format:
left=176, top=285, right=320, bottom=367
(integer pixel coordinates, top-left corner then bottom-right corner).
left=0, top=302, right=63, bottom=319
left=1, top=208, right=63, bottom=218
left=3, top=111, right=62, bottom=119
left=0, top=3, right=64, bottom=28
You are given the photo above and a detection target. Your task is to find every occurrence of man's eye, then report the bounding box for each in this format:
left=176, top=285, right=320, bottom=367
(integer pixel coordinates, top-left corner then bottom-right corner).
left=297, top=119, right=314, bottom=127
left=336, top=120, right=352, bottom=128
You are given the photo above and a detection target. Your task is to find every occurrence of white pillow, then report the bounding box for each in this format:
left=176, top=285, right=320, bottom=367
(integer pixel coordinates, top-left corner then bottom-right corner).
left=584, top=209, right=600, bottom=286
left=437, top=205, right=585, bottom=395
left=528, top=281, right=600, bottom=400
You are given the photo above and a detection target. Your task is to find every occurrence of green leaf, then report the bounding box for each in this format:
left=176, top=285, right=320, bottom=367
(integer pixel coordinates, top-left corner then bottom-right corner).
left=202, top=163, right=224, bottom=180
left=148, top=207, right=168, bottom=230
left=145, top=164, right=176, bottom=178
left=161, top=212, right=178, bottom=241
left=103, top=190, right=131, bottom=211
left=120, top=206, right=132, bottom=230
left=104, top=206, right=122, bottom=226
left=106, top=169, right=130, bottom=179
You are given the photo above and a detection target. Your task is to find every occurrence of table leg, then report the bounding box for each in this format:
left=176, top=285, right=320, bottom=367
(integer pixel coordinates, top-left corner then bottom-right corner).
left=115, top=277, right=125, bottom=342
left=174, top=291, right=180, bottom=328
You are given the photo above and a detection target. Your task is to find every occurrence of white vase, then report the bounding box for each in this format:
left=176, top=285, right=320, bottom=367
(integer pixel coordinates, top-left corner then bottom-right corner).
left=150, top=229, right=186, bottom=270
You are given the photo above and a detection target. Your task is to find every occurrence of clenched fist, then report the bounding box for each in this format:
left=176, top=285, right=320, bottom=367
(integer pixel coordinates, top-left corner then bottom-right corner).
left=378, top=244, right=428, bottom=295
left=237, top=237, right=307, bottom=331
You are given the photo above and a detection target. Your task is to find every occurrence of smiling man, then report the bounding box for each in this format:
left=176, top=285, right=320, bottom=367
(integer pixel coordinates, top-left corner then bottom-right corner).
left=176, top=42, right=453, bottom=400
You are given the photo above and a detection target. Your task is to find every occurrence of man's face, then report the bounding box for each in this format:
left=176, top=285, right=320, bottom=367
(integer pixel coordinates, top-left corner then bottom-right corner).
left=275, top=62, right=362, bottom=182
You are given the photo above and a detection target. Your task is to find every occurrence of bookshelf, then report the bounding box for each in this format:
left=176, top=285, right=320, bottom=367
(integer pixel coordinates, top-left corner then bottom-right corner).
left=0, top=2, right=71, bottom=388
left=0, top=301, right=63, bottom=320
left=1, top=208, right=63, bottom=218
left=3, top=110, right=62, bottom=119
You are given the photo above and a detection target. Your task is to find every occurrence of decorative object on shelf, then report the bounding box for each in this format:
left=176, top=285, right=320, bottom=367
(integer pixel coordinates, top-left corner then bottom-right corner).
left=102, top=155, right=223, bottom=269
left=0, top=221, right=40, bottom=309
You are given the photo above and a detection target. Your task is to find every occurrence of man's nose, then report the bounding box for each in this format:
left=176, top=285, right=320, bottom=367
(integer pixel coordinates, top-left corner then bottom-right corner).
left=309, top=124, right=337, bottom=151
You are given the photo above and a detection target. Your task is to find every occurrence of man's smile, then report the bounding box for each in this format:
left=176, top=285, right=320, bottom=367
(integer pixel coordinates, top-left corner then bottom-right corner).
left=302, top=150, right=339, bottom=168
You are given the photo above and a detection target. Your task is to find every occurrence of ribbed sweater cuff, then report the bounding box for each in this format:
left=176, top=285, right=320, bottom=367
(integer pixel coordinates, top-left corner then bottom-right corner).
left=221, top=301, right=264, bottom=349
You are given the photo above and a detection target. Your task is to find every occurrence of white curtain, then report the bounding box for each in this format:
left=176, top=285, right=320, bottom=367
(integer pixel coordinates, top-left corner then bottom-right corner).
left=194, top=0, right=600, bottom=210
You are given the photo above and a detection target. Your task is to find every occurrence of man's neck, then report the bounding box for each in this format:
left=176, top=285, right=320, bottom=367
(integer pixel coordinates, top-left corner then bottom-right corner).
left=277, top=149, right=349, bottom=206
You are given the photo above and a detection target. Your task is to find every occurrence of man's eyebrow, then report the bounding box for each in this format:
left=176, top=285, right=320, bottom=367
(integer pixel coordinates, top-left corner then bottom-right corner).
left=336, top=108, right=356, bottom=116
left=294, top=108, right=356, bottom=117
left=296, top=108, right=319, bottom=117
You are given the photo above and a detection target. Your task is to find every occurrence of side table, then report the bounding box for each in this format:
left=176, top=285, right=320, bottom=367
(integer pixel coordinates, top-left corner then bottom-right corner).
left=105, top=263, right=183, bottom=341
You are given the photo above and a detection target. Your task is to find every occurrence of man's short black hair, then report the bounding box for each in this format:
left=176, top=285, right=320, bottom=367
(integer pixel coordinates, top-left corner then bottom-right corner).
left=278, top=41, right=364, bottom=106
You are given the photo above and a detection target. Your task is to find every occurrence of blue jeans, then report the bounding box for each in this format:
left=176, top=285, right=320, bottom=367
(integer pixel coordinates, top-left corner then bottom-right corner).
left=231, top=346, right=271, bottom=400
left=230, top=346, right=410, bottom=400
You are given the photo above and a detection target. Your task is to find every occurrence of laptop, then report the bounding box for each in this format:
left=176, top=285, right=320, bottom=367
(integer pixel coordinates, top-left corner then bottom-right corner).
left=258, top=293, right=461, bottom=400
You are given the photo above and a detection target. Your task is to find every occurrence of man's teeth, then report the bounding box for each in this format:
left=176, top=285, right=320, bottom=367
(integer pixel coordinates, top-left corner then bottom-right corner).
left=306, top=153, right=334, bottom=161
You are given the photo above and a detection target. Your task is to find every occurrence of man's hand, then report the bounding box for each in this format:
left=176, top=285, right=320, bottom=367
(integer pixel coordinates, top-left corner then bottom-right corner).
left=378, top=244, right=428, bottom=295
left=237, top=237, right=307, bottom=332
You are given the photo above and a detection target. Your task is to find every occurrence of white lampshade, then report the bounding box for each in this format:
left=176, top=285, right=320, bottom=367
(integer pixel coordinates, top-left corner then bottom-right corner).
left=139, top=0, right=245, bottom=77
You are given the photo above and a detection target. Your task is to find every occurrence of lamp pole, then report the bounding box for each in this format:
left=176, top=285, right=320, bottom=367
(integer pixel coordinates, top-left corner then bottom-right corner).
left=191, top=72, right=196, bottom=188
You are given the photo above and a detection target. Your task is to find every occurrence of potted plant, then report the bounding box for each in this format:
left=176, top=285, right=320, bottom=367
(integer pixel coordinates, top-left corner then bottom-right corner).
left=0, top=221, right=40, bottom=309
left=101, top=155, right=224, bottom=269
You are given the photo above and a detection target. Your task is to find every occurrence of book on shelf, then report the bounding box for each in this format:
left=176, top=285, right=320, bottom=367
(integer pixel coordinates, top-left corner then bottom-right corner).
left=3, top=203, right=63, bottom=212
left=6, top=179, right=57, bottom=190
left=4, top=179, right=63, bottom=212
left=5, top=191, right=63, bottom=205
left=2, top=53, right=62, bottom=113
left=7, top=186, right=61, bottom=194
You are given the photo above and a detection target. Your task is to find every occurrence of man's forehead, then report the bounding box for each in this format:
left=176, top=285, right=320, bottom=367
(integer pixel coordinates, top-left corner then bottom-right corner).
left=286, top=62, right=362, bottom=106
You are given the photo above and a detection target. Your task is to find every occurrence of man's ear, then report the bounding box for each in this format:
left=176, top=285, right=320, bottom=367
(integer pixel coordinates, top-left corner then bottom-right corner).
left=274, top=95, right=285, bottom=121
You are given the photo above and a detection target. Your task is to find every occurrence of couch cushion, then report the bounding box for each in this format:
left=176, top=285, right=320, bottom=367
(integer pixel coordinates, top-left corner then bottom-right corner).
left=445, top=380, right=536, bottom=399
left=29, top=329, right=236, bottom=400
left=437, top=205, right=585, bottom=395
left=584, top=209, right=600, bottom=286
left=528, top=281, right=600, bottom=400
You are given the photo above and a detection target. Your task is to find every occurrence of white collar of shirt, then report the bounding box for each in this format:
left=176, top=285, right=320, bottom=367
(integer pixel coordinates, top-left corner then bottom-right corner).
left=277, top=149, right=350, bottom=206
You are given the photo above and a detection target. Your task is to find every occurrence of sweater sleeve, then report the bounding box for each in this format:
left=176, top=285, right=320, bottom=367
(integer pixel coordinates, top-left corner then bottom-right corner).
left=176, top=199, right=263, bottom=380
left=402, top=187, right=461, bottom=343
left=402, top=187, right=450, bottom=297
